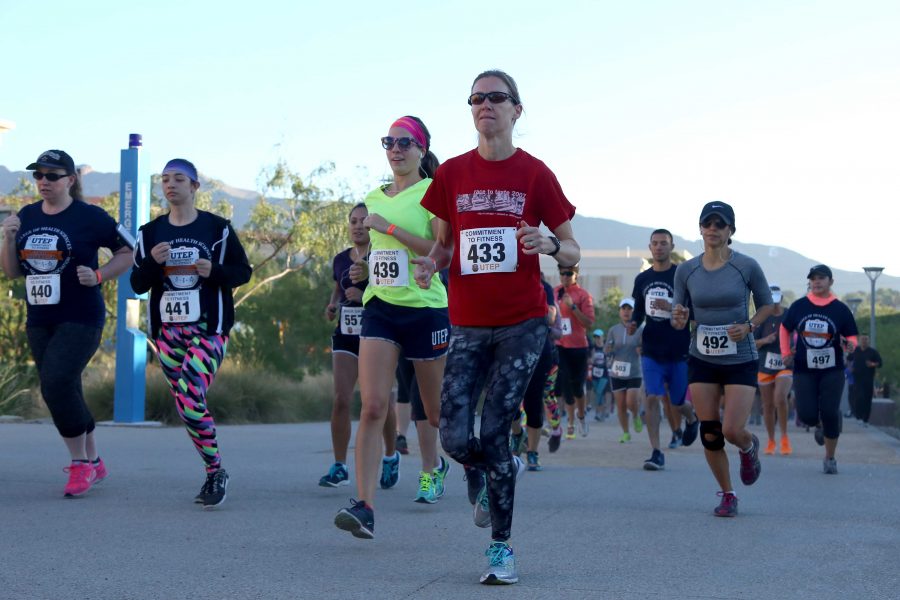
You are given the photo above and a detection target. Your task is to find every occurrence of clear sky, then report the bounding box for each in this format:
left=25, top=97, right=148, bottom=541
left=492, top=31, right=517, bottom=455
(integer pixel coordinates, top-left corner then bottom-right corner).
left=2, top=1, right=898, bottom=276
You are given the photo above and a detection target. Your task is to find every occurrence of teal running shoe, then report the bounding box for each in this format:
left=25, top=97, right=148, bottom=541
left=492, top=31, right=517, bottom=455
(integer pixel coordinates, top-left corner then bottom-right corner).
left=480, top=541, right=518, bottom=584
left=432, top=456, right=450, bottom=499
left=414, top=471, right=437, bottom=504
left=380, top=452, right=400, bottom=489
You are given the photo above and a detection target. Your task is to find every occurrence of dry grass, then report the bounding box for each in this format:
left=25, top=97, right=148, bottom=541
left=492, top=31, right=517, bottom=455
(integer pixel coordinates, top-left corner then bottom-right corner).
left=82, top=363, right=344, bottom=425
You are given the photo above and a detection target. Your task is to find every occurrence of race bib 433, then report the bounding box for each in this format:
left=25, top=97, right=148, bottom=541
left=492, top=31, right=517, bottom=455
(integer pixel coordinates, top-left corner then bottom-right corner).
left=459, top=227, right=517, bottom=275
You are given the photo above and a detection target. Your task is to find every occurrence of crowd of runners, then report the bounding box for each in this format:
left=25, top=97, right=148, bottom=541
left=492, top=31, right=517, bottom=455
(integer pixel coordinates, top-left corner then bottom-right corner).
left=0, top=68, right=872, bottom=586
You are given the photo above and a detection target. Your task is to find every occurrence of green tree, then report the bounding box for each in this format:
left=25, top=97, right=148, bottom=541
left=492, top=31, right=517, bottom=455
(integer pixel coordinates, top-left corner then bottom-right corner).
left=224, top=162, right=359, bottom=377
left=595, top=286, right=625, bottom=335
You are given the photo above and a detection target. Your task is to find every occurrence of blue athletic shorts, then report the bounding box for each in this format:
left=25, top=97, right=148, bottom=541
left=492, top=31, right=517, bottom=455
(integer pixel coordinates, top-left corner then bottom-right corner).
left=360, top=296, right=450, bottom=360
left=641, top=356, right=688, bottom=405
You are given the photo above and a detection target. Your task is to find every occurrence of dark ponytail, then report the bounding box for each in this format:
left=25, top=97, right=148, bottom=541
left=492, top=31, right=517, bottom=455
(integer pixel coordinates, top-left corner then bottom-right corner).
left=403, top=115, right=440, bottom=179
left=69, top=169, right=84, bottom=202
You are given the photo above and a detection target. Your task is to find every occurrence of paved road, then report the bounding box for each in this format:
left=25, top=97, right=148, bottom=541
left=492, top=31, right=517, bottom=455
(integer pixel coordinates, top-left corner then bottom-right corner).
left=2, top=415, right=899, bottom=600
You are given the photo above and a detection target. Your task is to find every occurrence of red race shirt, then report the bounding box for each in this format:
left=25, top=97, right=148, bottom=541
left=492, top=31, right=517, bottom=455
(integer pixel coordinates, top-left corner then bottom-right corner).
left=553, top=283, right=594, bottom=349
left=421, top=148, right=576, bottom=327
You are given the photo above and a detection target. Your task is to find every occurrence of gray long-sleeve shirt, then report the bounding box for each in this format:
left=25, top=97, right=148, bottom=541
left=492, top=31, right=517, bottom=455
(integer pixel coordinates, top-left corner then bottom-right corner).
left=673, top=251, right=772, bottom=365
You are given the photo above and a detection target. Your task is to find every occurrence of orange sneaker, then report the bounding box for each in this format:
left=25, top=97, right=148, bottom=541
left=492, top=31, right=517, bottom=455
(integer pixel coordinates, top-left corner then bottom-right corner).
left=780, top=436, right=793, bottom=455
left=764, top=439, right=776, bottom=455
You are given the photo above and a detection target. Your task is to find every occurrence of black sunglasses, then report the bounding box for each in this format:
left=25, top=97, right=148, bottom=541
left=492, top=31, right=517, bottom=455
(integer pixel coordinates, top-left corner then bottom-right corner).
left=33, top=172, right=70, bottom=182
left=559, top=271, right=575, bottom=276
left=700, top=218, right=728, bottom=229
left=381, top=136, right=421, bottom=151
left=467, top=91, right=518, bottom=106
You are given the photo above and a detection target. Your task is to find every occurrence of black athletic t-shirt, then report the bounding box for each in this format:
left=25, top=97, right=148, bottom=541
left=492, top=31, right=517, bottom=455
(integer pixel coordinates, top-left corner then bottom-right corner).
left=630, top=265, right=690, bottom=361
left=131, top=210, right=251, bottom=338
left=15, top=200, right=122, bottom=328
left=782, top=296, right=858, bottom=374
left=757, top=312, right=788, bottom=374
left=332, top=248, right=367, bottom=307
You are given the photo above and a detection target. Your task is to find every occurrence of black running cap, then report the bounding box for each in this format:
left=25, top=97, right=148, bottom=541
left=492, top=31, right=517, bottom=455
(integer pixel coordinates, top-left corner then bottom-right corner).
left=807, top=264, right=833, bottom=279
left=699, top=201, right=735, bottom=226
left=26, top=149, right=75, bottom=174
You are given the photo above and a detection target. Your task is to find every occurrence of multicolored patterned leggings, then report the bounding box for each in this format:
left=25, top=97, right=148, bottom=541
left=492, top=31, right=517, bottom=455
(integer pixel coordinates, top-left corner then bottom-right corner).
left=543, top=364, right=561, bottom=428
left=440, top=317, right=547, bottom=541
left=157, top=324, right=227, bottom=473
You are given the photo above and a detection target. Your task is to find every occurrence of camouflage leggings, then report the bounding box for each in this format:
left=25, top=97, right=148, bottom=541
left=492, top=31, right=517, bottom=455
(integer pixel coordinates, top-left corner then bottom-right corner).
left=439, top=317, right=547, bottom=541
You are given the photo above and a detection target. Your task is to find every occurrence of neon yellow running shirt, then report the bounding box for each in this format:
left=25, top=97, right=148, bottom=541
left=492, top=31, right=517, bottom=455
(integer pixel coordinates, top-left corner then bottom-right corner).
left=362, top=178, right=447, bottom=309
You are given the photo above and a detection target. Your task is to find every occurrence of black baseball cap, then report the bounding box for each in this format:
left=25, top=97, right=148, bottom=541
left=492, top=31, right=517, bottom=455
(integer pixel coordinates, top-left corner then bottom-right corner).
left=699, top=201, right=735, bottom=226
left=26, top=150, right=76, bottom=174
left=807, top=264, right=833, bottom=279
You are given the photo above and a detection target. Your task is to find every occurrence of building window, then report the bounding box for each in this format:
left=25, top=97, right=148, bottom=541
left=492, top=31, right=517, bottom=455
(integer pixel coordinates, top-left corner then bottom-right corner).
left=599, top=275, right=619, bottom=298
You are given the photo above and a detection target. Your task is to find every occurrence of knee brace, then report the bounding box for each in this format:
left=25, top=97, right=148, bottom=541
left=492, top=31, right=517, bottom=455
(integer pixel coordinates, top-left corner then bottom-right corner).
left=700, top=420, right=725, bottom=451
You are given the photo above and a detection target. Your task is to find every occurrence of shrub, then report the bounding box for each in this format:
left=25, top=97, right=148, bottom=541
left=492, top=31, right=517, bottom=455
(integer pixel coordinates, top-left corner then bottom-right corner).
left=84, top=363, right=345, bottom=425
left=0, top=363, right=39, bottom=417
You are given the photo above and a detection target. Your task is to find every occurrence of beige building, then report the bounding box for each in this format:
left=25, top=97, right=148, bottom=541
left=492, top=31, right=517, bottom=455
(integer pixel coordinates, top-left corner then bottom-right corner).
left=540, top=248, right=695, bottom=301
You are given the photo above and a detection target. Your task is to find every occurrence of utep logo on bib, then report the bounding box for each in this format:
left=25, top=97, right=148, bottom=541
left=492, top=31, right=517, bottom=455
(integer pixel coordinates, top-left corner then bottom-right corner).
left=802, top=319, right=830, bottom=348
left=166, top=246, right=200, bottom=289
left=23, top=234, right=64, bottom=272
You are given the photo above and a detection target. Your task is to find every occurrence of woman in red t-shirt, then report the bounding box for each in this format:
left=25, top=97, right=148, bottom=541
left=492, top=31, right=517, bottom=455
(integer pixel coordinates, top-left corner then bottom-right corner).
left=414, top=69, right=580, bottom=586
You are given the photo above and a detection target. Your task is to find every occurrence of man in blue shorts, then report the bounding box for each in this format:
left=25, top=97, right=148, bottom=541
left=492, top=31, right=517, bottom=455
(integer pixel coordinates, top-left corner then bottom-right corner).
left=629, top=229, right=699, bottom=470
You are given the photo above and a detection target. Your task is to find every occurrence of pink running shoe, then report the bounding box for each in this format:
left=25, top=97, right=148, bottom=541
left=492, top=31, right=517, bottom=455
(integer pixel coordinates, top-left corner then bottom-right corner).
left=63, top=462, right=96, bottom=497
left=714, top=491, right=738, bottom=517
left=739, top=434, right=762, bottom=486
left=93, top=458, right=109, bottom=484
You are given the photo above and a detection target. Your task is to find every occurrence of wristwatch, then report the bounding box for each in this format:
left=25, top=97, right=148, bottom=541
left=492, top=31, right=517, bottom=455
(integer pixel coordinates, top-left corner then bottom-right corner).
left=547, top=235, right=561, bottom=256
left=747, top=321, right=755, bottom=332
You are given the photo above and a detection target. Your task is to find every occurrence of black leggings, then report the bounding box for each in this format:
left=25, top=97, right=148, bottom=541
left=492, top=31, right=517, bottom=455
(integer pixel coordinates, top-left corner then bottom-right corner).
left=521, top=336, right=554, bottom=429
left=851, top=378, right=876, bottom=423
left=794, top=369, right=844, bottom=439
left=27, top=322, right=102, bottom=438
left=440, top=317, right=547, bottom=541
left=395, top=356, right=427, bottom=422
left=555, top=346, right=589, bottom=405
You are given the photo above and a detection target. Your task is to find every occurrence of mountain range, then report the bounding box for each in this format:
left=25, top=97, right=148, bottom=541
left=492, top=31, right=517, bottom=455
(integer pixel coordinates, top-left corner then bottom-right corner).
left=2, top=165, right=896, bottom=297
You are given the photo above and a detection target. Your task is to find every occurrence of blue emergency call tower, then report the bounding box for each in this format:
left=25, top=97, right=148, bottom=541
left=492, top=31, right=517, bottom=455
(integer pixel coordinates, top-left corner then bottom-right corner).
left=113, top=134, right=150, bottom=422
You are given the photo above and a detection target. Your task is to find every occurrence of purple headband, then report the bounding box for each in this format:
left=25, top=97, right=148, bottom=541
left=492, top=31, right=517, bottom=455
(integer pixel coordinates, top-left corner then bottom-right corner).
left=162, top=158, right=199, bottom=183
left=391, top=117, right=427, bottom=150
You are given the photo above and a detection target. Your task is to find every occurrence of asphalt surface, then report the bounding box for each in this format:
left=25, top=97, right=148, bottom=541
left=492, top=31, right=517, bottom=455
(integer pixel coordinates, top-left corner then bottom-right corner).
left=1, top=413, right=899, bottom=600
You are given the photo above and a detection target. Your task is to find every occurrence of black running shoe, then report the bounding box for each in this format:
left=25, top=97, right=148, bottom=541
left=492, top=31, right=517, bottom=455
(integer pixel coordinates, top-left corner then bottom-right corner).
left=334, top=499, right=374, bottom=539
left=396, top=434, right=409, bottom=455
left=509, top=430, right=525, bottom=457
left=668, top=429, right=683, bottom=449
left=201, top=469, right=229, bottom=509
left=682, top=416, right=700, bottom=447
left=814, top=426, right=825, bottom=446
left=194, top=477, right=212, bottom=504
left=643, top=449, right=665, bottom=471
left=464, top=465, right=484, bottom=505
left=547, top=428, right=562, bottom=453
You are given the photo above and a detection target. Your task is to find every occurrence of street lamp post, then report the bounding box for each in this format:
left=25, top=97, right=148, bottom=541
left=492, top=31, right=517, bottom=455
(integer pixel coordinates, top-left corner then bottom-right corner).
left=846, top=297, right=862, bottom=317
left=863, top=267, right=884, bottom=348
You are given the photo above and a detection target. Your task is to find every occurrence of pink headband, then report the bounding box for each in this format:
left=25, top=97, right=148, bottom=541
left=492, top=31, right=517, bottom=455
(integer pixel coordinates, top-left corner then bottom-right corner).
left=391, top=117, right=427, bottom=150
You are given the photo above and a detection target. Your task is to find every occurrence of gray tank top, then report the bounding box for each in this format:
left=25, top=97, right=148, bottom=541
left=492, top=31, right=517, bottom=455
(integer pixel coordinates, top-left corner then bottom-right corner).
left=673, top=251, right=772, bottom=365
